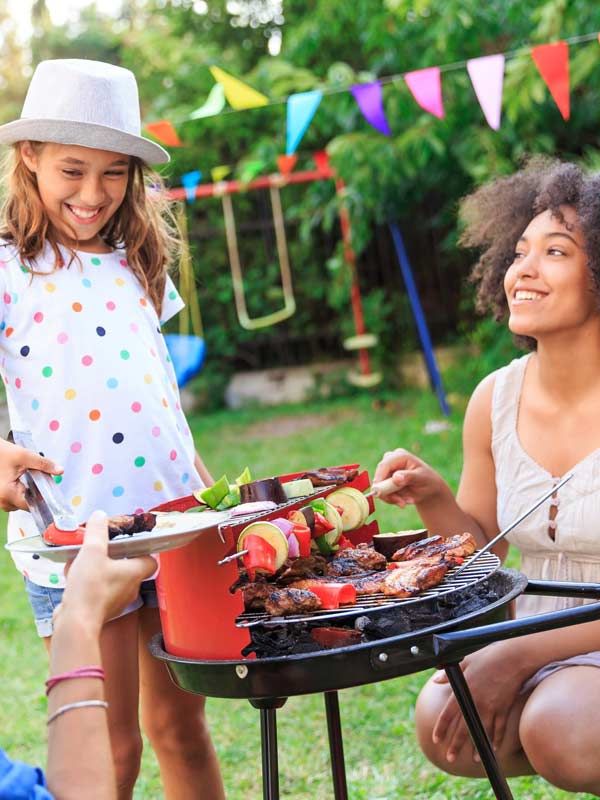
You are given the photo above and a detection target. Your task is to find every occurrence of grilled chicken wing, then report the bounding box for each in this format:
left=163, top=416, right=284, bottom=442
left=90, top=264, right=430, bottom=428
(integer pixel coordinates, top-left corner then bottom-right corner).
left=264, top=588, right=322, bottom=616
left=391, top=532, right=476, bottom=564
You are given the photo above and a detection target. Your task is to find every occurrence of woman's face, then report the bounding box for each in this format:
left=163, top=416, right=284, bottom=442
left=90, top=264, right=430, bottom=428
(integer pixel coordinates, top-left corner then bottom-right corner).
left=20, top=142, right=130, bottom=248
left=503, top=206, right=598, bottom=340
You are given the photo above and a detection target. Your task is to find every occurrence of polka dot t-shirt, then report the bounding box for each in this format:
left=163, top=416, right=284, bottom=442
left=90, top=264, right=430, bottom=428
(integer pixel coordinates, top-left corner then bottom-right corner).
left=0, top=241, right=204, bottom=588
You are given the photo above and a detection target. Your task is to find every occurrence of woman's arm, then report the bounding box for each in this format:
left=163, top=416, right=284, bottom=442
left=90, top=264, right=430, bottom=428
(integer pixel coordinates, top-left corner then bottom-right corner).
left=194, top=450, right=213, bottom=486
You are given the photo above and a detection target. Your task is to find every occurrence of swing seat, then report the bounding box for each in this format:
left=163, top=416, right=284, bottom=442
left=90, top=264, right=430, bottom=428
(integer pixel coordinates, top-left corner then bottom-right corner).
left=164, top=334, right=206, bottom=388
left=347, top=369, right=383, bottom=388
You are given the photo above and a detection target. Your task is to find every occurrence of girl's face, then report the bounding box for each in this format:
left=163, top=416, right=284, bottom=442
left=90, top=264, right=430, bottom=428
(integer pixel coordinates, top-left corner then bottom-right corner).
left=503, top=206, right=598, bottom=340
left=20, top=142, right=130, bottom=249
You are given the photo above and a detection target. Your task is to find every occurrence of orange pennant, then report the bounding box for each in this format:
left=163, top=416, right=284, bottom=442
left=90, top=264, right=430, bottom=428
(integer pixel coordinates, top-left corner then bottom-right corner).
left=313, top=150, right=330, bottom=173
left=145, top=120, right=182, bottom=147
left=277, top=154, right=297, bottom=175
left=531, top=41, right=570, bottom=120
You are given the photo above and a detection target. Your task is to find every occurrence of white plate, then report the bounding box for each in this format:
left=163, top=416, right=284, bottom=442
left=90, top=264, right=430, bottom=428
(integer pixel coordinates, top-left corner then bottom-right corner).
left=5, top=510, right=232, bottom=563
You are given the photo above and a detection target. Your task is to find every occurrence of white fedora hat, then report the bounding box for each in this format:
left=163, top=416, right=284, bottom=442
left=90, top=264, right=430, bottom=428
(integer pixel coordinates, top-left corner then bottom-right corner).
left=0, top=59, right=170, bottom=164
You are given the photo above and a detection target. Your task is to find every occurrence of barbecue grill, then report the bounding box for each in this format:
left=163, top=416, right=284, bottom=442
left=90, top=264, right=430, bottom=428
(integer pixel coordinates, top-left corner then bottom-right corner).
left=151, top=468, right=600, bottom=799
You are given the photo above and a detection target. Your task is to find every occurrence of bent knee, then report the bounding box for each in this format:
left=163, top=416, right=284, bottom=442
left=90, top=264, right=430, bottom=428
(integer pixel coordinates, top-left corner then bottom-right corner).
left=414, top=677, right=460, bottom=772
left=111, top=730, right=143, bottom=792
left=142, top=699, right=210, bottom=752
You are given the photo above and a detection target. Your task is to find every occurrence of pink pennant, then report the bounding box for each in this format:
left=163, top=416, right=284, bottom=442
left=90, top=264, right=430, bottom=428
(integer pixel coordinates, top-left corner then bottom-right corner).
left=404, top=67, right=444, bottom=119
left=466, top=54, right=505, bottom=130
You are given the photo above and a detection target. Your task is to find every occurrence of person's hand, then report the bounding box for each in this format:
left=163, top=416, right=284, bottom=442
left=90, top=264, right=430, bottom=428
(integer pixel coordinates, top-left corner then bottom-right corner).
left=373, top=448, right=445, bottom=508
left=0, top=437, right=63, bottom=511
left=57, top=510, right=157, bottom=631
left=431, top=643, right=527, bottom=762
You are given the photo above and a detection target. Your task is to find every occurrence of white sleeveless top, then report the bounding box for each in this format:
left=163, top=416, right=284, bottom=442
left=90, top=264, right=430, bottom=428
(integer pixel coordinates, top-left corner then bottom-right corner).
left=492, top=354, right=600, bottom=617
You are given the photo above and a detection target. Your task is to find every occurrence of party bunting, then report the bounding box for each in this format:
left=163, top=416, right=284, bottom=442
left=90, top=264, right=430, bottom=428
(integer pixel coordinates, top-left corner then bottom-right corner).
left=403, top=67, right=444, bottom=119
left=190, top=83, right=226, bottom=119
left=350, top=81, right=391, bottom=136
left=531, top=41, right=570, bottom=120
left=209, top=66, right=268, bottom=110
left=239, top=159, right=266, bottom=183
left=277, top=154, right=298, bottom=175
left=286, top=90, right=323, bottom=155
left=466, top=54, right=505, bottom=130
left=211, top=165, right=232, bottom=182
left=181, top=170, right=202, bottom=203
left=145, top=120, right=182, bottom=147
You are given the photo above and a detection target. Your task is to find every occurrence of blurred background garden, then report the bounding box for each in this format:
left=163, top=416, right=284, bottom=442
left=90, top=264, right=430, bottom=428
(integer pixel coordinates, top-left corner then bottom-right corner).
left=2, top=0, right=600, bottom=797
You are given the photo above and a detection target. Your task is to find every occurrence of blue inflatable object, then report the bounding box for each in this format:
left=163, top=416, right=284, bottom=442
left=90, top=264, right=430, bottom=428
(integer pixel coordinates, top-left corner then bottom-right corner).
left=164, top=334, right=206, bottom=388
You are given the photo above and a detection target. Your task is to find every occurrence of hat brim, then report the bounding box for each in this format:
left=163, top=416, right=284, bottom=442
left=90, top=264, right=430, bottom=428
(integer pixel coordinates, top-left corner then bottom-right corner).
left=0, top=118, right=170, bottom=164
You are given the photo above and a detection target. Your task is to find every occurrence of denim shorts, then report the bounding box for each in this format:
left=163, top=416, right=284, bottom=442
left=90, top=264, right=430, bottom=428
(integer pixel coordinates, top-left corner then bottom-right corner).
left=24, top=577, right=158, bottom=638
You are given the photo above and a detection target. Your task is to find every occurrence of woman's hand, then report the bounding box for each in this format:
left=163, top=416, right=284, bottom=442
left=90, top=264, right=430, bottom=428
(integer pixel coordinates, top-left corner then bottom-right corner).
left=431, top=643, right=528, bottom=762
left=57, top=510, right=157, bottom=631
left=373, top=448, right=445, bottom=508
left=0, top=437, right=63, bottom=511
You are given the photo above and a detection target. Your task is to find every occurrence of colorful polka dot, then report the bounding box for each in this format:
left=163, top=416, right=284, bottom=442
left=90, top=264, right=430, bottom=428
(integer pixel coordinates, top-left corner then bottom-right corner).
left=20, top=264, right=28, bottom=274
left=33, top=312, right=44, bottom=323
left=130, top=322, right=138, bottom=333
left=53, top=475, right=62, bottom=484
left=11, top=292, right=18, bottom=304
left=49, top=420, right=60, bottom=431
left=91, top=257, right=101, bottom=266
left=0, top=322, right=5, bottom=331
left=131, top=402, right=142, bottom=413
left=96, top=326, right=106, bottom=336
left=162, top=398, right=168, bottom=408
left=5, top=327, right=13, bottom=337
left=153, top=481, right=163, bottom=491
left=14, top=378, right=22, bottom=389
left=71, top=496, right=82, bottom=507
left=82, top=278, right=92, bottom=288
left=134, top=456, right=145, bottom=467
left=82, top=355, right=93, bottom=366
left=20, top=345, right=30, bottom=356
left=140, top=298, right=147, bottom=307
left=169, top=450, right=177, bottom=461
left=70, top=442, right=82, bottom=453
left=42, top=366, right=52, bottom=378
left=89, top=409, right=101, bottom=421
left=112, top=486, right=125, bottom=498
left=106, top=301, right=116, bottom=311
left=115, top=277, right=125, bottom=287
left=182, top=473, right=189, bottom=484
left=49, top=573, right=60, bottom=585
left=92, top=463, right=103, bottom=475
left=65, top=388, right=76, bottom=400
left=45, top=282, right=56, bottom=293
left=144, top=374, right=153, bottom=384
left=120, top=349, right=130, bottom=360
left=168, top=290, right=177, bottom=301
left=106, top=377, right=118, bottom=389
left=152, top=426, right=160, bottom=437
left=31, top=399, right=39, bottom=410
left=112, top=432, right=124, bottom=444
left=57, top=332, right=68, bottom=344
left=3, top=292, right=10, bottom=304
left=119, top=258, right=128, bottom=267
left=72, top=302, right=83, bottom=312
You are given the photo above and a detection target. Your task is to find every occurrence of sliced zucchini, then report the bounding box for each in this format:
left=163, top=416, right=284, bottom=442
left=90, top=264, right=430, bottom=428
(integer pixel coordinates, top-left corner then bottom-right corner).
left=327, top=488, right=368, bottom=531
left=237, top=522, right=289, bottom=569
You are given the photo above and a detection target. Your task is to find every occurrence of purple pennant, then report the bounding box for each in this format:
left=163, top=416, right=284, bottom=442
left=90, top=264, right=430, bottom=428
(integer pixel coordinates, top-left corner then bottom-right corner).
left=350, top=81, right=392, bottom=136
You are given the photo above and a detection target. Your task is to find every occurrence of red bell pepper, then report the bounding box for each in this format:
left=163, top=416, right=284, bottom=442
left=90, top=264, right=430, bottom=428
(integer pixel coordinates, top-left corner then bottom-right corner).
left=303, top=582, right=356, bottom=609
left=43, top=523, right=85, bottom=547
left=313, top=511, right=335, bottom=537
left=242, top=534, right=277, bottom=581
left=336, top=535, right=353, bottom=551
left=291, top=524, right=311, bottom=557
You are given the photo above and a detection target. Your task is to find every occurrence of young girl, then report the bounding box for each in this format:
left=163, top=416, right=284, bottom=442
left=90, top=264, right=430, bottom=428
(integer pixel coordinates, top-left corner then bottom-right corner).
left=0, top=59, right=225, bottom=799
left=374, top=158, right=600, bottom=794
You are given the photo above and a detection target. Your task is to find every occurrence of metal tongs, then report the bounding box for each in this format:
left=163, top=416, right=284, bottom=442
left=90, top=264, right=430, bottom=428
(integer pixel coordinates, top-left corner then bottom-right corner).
left=452, top=472, right=573, bottom=578
left=9, top=430, right=78, bottom=535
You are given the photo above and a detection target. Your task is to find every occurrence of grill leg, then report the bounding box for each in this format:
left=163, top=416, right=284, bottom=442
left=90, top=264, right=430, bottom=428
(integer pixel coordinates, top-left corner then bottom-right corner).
left=259, top=707, right=280, bottom=800
left=444, top=663, right=514, bottom=800
left=324, top=691, right=349, bottom=800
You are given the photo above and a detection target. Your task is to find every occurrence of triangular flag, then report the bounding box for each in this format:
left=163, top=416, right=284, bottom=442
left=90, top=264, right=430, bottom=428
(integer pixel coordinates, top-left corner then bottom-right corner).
left=209, top=66, right=268, bottom=110
left=466, top=54, right=505, bottom=130
left=286, top=90, right=323, bottom=155
left=211, top=165, right=231, bottom=183
left=190, top=83, right=226, bottom=119
left=313, top=150, right=330, bottom=173
left=239, top=159, right=265, bottom=183
left=181, top=170, right=202, bottom=203
left=145, top=120, right=182, bottom=147
left=277, top=154, right=297, bottom=175
left=404, top=67, right=444, bottom=119
left=531, top=41, right=570, bottom=120
left=350, top=81, right=391, bottom=136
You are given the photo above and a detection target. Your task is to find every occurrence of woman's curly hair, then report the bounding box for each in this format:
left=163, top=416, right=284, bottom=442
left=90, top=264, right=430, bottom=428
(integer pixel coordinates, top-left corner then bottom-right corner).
left=460, top=156, right=600, bottom=347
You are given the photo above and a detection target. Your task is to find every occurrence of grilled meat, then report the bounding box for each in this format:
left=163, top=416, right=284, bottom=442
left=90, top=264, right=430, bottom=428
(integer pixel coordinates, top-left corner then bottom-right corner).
left=107, top=512, right=156, bottom=539
left=392, top=532, right=476, bottom=564
left=277, top=555, right=328, bottom=584
left=383, top=560, right=450, bottom=597
left=326, top=544, right=387, bottom=576
left=264, top=588, right=322, bottom=616
left=301, top=467, right=359, bottom=487
left=341, top=572, right=388, bottom=595
left=242, top=582, right=274, bottom=611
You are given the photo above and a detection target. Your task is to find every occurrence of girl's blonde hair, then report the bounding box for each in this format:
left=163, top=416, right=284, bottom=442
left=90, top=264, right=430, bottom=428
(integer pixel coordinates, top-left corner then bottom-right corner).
left=0, top=142, right=181, bottom=315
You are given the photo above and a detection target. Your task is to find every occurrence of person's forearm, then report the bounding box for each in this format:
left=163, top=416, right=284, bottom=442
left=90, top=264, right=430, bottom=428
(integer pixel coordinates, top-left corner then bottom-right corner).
left=46, top=613, right=116, bottom=800
left=194, top=450, right=213, bottom=486
left=415, top=481, right=485, bottom=543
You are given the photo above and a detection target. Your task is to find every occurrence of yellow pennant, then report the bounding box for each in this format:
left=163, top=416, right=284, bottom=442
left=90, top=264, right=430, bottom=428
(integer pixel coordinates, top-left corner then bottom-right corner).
left=211, top=165, right=231, bottom=182
left=209, top=66, right=268, bottom=110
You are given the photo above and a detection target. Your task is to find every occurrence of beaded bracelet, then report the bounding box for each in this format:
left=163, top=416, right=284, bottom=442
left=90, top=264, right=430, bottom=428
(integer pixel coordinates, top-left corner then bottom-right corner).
left=47, top=699, right=109, bottom=725
left=46, top=666, right=105, bottom=695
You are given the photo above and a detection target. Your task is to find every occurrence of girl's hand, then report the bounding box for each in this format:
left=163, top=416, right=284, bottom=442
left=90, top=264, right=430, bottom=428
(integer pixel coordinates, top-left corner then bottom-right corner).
left=431, top=643, right=527, bottom=762
left=373, top=448, right=445, bottom=508
left=0, top=438, right=63, bottom=512
left=58, top=511, right=157, bottom=630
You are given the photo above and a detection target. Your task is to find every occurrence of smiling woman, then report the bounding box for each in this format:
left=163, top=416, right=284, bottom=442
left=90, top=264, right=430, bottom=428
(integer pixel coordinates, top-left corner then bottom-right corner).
left=373, top=158, right=600, bottom=795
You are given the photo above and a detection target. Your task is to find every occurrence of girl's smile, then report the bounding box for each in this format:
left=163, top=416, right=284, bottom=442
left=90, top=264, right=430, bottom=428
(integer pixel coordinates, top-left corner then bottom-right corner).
left=20, top=142, right=130, bottom=251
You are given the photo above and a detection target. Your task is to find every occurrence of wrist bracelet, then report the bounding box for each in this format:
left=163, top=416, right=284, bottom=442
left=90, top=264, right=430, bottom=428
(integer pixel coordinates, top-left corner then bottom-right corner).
left=46, top=666, right=105, bottom=695
left=47, top=699, right=109, bottom=725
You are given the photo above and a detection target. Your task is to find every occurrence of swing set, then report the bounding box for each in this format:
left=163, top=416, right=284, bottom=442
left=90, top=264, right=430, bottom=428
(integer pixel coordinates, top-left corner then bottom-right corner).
left=168, top=151, right=449, bottom=414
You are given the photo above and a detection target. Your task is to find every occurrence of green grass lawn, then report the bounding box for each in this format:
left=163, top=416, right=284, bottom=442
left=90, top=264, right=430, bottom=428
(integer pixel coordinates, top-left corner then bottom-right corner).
left=0, top=390, right=591, bottom=799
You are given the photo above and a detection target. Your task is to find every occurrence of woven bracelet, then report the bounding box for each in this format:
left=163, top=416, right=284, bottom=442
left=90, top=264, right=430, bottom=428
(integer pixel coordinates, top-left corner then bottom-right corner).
left=47, top=699, right=109, bottom=725
left=46, top=666, right=105, bottom=695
